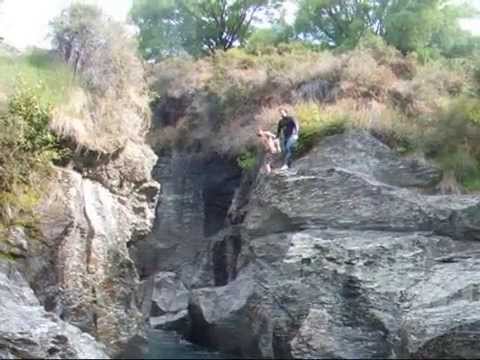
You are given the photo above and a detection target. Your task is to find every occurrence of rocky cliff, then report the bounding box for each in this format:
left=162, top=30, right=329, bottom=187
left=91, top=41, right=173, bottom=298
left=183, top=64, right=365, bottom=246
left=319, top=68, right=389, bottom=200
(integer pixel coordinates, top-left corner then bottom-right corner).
left=0, top=260, right=107, bottom=359
left=3, top=141, right=160, bottom=357
left=143, top=130, right=480, bottom=359
left=133, top=152, right=241, bottom=286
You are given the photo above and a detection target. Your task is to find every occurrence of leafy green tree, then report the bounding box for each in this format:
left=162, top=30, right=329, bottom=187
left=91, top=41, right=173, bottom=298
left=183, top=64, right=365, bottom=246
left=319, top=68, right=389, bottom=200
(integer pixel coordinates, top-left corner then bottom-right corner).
left=50, top=3, right=144, bottom=94
left=130, top=0, right=281, bottom=59
left=428, top=3, right=479, bottom=58
left=295, top=0, right=390, bottom=48
left=295, top=0, right=477, bottom=54
left=246, top=25, right=292, bottom=51
left=245, top=10, right=294, bottom=53
left=384, top=0, right=478, bottom=55
left=384, top=0, right=441, bottom=54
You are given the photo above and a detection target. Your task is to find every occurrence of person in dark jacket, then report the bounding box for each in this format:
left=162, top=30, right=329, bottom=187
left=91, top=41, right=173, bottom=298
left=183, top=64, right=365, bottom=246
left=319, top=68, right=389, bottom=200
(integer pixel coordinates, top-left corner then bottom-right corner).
left=276, top=109, right=299, bottom=170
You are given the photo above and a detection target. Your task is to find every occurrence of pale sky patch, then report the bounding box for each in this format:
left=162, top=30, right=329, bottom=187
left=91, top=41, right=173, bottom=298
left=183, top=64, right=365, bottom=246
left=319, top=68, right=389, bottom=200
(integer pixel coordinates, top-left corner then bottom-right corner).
left=0, top=0, right=479, bottom=50
left=0, top=0, right=132, bottom=50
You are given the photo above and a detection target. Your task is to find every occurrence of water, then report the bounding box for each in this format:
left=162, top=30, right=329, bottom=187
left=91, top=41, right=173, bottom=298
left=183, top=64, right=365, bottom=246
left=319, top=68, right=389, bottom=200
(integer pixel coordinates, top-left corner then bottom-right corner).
left=144, top=330, right=233, bottom=359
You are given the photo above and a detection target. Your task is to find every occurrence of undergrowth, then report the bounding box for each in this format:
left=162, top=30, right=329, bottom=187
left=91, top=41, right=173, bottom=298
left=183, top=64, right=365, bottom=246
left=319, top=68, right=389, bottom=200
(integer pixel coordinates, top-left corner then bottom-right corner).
left=294, top=102, right=348, bottom=155
left=237, top=148, right=258, bottom=171
left=0, top=81, right=63, bottom=233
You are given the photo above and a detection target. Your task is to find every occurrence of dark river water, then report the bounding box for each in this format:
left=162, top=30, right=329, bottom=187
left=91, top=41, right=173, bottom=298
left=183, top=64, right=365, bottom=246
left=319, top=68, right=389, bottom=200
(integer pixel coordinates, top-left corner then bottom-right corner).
left=141, top=330, right=233, bottom=359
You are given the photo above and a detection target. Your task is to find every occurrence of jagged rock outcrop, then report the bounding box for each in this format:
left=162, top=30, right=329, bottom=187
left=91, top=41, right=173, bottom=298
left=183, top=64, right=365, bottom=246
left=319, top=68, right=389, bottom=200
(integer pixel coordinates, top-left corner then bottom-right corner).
left=180, top=130, right=480, bottom=358
left=0, top=260, right=108, bottom=359
left=20, top=142, right=160, bottom=355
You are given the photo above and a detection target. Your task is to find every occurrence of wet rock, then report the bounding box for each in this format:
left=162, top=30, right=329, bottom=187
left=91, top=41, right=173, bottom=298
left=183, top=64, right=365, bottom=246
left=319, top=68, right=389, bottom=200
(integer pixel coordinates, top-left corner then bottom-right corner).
left=150, top=310, right=189, bottom=332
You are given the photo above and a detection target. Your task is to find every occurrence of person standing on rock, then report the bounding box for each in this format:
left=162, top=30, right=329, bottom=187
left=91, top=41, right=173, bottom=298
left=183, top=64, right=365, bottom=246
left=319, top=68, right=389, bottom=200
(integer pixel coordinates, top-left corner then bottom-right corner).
left=277, top=109, right=299, bottom=170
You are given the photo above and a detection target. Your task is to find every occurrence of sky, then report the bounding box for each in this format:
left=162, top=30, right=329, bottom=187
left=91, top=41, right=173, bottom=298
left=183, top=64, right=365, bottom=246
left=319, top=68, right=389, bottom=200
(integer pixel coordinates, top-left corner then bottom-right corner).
left=0, top=0, right=479, bottom=50
left=0, top=0, right=133, bottom=49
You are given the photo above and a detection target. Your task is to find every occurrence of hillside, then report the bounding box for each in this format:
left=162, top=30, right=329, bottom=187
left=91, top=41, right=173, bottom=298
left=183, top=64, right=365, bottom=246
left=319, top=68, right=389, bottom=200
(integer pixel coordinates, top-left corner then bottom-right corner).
left=148, top=38, right=479, bottom=193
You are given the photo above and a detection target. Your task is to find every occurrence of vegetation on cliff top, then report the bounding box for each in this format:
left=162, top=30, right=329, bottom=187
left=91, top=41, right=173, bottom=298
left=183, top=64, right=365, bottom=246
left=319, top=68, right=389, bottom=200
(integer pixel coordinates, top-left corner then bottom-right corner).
left=135, top=0, right=480, bottom=192
left=0, top=52, right=75, bottom=239
left=0, top=3, right=148, bottom=238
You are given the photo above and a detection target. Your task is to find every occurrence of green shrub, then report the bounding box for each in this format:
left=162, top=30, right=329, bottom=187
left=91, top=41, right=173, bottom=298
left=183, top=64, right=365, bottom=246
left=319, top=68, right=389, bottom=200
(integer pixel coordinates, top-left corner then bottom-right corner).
left=8, top=84, right=57, bottom=153
left=0, top=251, right=17, bottom=262
left=295, top=102, right=347, bottom=155
left=463, top=176, right=480, bottom=192
left=422, top=97, right=480, bottom=190
left=437, top=150, right=479, bottom=182
left=0, top=83, right=63, bottom=230
left=423, top=98, right=480, bottom=157
left=237, top=149, right=257, bottom=171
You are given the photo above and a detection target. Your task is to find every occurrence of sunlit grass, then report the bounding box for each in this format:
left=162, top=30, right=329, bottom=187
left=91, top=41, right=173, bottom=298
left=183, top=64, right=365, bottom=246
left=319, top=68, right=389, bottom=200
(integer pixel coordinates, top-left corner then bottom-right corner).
left=0, top=49, right=77, bottom=109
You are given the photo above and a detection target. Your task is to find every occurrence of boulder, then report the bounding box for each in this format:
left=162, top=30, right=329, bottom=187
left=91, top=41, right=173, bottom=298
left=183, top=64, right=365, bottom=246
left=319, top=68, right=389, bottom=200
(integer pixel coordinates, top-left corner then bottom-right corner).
left=189, top=271, right=273, bottom=358
left=149, top=272, right=190, bottom=332
left=0, top=260, right=107, bottom=359
left=186, top=130, right=480, bottom=358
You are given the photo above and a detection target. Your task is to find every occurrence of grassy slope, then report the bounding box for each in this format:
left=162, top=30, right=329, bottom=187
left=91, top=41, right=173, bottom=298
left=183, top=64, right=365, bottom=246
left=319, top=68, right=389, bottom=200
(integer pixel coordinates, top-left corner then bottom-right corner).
left=0, top=50, right=76, bottom=110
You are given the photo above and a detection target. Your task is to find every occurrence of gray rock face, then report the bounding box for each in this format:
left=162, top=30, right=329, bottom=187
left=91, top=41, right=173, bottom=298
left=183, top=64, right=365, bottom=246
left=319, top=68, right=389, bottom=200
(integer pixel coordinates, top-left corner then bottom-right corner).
left=185, top=130, right=480, bottom=358
left=149, top=272, right=190, bottom=331
left=21, top=142, right=160, bottom=355
left=0, top=227, right=28, bottom=257
left=133, top=153, right=241, bottom=288
left=0, top=260, right=108, bottom=359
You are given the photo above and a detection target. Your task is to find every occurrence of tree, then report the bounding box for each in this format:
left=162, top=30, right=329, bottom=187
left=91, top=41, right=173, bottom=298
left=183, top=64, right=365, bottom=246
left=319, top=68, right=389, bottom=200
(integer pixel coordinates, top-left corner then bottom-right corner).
left=50, top=3, right=104, bottom=75
left=246, top=25, right=293, bottom=52
left=49, top=3, right=149, bottom=154
left=295, top=0, right=477, bottom=54
left=130, top=0, right=281, bottom=59
left=245, top=10, right=294, bottom=53
left=295, top=0, right=390, bottom=48
left=384, top=0, right=478, bottom=54
left=50, top=3, right=144, bottom=95
left=383, top=0, right=444, bottom=54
